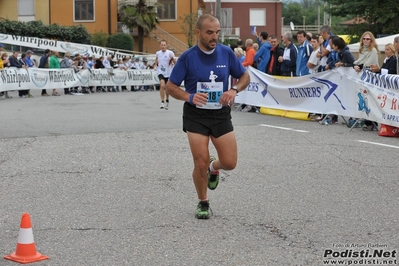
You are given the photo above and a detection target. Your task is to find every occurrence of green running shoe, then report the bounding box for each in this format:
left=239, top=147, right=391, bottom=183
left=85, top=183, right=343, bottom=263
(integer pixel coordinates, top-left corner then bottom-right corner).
left=207, top=156, right=219, bottom=190
left=195, top=200, right=211, bottom=219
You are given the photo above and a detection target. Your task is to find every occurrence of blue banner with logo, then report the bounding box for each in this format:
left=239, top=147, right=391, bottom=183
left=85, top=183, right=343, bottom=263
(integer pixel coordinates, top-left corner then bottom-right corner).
left=235, top=67, right=399, bottom=127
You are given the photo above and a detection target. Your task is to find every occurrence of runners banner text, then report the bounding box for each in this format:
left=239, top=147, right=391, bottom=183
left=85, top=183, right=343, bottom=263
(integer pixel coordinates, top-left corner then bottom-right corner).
left=235, top=67, right=399, bottom=127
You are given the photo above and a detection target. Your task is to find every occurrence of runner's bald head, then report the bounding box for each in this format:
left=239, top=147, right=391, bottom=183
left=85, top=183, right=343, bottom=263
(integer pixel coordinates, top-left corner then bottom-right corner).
left=195, top=13, right=219, bottom=30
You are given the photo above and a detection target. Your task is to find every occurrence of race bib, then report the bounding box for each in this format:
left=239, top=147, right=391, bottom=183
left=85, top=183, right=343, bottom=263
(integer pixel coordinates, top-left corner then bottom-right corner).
left=196, top=82, right=223, bottom=109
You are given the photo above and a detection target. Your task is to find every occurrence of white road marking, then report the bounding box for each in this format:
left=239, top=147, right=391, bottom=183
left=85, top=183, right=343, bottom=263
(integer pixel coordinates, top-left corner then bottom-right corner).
left=259, top=124, right=309, bottom=133
left=356, top=140, right=399, bottom=149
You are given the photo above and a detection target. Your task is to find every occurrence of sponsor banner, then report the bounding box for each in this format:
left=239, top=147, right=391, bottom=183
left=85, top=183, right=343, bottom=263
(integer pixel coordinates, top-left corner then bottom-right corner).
left=0, top=33, right=134, bottom=60
left=236, top=67, right=399, bottom=127
left=89, top=69, right=159, bottom=86
left=0, top=68, right=160, bottom=91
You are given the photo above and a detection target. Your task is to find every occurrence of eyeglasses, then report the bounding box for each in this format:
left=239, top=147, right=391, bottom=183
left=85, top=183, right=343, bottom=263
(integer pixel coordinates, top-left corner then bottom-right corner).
left=363, top=38, right=371, bottom=41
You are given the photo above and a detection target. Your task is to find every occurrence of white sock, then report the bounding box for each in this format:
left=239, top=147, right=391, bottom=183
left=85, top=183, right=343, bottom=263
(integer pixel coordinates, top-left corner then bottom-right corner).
left=209, top=161, right=218, bottom=173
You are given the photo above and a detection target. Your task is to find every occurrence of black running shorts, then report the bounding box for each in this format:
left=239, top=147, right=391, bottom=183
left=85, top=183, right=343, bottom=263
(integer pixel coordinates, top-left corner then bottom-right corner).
left=182, top=102, right=234, bottom=138
left=158, top=74, right=169, bottom=83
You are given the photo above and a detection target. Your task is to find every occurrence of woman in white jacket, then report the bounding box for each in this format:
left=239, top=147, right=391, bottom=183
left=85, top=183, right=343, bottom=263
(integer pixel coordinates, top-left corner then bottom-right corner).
left=353, top=31, right=380, bottom=130
left=353, top=31, right=380, bottom=72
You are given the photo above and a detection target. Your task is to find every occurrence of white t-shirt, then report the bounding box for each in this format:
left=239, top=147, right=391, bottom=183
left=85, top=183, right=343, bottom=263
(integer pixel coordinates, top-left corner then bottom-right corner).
left=308, top=50, right=321, bottom=74
left=155, top=49, right=175, bottom=77
left=319, top=43, right=332, bottom=67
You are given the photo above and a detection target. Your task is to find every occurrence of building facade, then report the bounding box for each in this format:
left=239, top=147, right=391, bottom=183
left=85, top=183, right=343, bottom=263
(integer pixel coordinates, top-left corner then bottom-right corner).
left=203, top=0, right=282, bottom=41
left=0, top=0, right=118, bottom=35
left=0, top=0, right=50, bottom=24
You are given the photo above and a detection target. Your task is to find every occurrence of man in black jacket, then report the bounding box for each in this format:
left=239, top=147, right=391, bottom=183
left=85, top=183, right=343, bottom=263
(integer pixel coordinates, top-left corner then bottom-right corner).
left=266, top=35, right=284, bottom=76
left=38, top=49, right=51, bottom=96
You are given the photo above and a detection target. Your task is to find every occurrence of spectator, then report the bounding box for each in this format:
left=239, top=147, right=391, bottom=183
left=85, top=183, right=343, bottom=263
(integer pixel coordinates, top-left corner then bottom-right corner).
left=230, top=43, right=238, bottom=52
left=39, top=49, right=51, bottom=96
left=241, top=39, right=257, bottom=112
left=266, top=35, right=284, bottom=76
left=353, top=31, right=380, bottom=131
left=253, top=42, right=259, bottom=52
left=131, top=56, right=143, bottom=91
left=234, top=47, right=246, bottom=64
left=325, top=36, right=340, bottom=70
left=370, top=43, right=397, bottom=74
left=95, top=56, right=106, bottom=93
left=18, top=53, right=31, bottom=98
left=331, top=36, right=355, bottom=69
left=278, top=31, right=297, bottom=76
left=0, top=52, right=10, bottom=68
left=237, top=39, right=245, bottom=51
left=353, top=31, right=380, bottom=72
left=0, top=52, right=12, bottom=99
left=296, top=30, right=313, bottom=76
left=307, top=35, right=321, bottom=74
left=142, top=57, right=153, bottom=91
left=317, top=25, right=333, bottom=72
left=254, top=31, right=272, bottom=72
left=232, top=47, right=245, bottom=87
left=60, top=52, right=73, bottom=95
left=120, top=56, right=131, bottom=92
left=393, top=36, right=399, bottom=74
left=82, top=55, right=95, bottom=93
left=49, top=51, right=61, bottom=96
left=25, top=50, right=36, bottom=67
left=103, top=55, right=117, bottom=92
left=9, top=51, right=28, bottom=98
left=242, top=39, right=255, bottom=68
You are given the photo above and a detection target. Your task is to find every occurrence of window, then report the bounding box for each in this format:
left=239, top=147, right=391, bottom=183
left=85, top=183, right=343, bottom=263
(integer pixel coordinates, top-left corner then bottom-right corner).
left=18, top=0, right=34, bottom=16
left=74, top=0, right=95, bottom=21
left=249, top=8, right=266, bottom=26
left=157, top=0, right=176, bottom=20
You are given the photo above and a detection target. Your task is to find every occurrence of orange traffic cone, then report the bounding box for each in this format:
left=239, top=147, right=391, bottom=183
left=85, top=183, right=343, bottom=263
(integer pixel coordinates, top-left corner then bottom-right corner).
left=4, top=213, right=49, bottom=264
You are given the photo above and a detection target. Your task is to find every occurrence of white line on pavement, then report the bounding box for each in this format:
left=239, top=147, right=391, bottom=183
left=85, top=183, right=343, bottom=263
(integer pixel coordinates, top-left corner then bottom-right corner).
left=259, top=124, right=309, bottom=133
left=356, top=140, right=399, bottom=149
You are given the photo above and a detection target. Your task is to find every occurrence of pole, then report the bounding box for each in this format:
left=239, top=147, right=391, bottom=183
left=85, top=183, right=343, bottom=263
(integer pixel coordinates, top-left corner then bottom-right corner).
left=216, top=0, right=221, bottom=21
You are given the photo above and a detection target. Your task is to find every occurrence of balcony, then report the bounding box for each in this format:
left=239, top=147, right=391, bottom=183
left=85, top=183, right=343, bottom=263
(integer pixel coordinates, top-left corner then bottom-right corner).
left=220, top=27, right=240, bottom=41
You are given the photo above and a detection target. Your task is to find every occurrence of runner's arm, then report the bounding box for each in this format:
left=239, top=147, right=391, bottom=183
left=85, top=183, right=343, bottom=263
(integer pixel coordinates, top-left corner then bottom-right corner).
left=166, top=81, right=208, bottom=106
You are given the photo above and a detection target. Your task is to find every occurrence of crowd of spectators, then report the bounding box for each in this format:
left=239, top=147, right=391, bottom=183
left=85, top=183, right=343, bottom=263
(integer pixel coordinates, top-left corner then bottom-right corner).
left=233, top=26, right=399, bottom=131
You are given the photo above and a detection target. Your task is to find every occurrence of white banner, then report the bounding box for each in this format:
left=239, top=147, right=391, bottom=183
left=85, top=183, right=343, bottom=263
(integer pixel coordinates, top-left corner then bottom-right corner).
left=0, top=33, right=134, bottom=60
left=236, top=67, right=399, bottom=127
left=0, top=68, right=160, bottom=91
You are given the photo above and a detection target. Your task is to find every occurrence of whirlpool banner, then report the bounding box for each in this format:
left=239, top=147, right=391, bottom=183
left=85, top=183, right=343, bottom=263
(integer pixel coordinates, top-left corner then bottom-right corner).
left=236, top=67, right=399, bottom=127
left=0, top=33, right=133, bottom=60
left=0, top=68, right=160, bottom=91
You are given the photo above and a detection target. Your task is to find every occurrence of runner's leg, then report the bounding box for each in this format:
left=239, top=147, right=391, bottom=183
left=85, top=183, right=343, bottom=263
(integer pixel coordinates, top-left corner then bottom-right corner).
left=159, top=79, right=166, bottom=102
left=210, top=131, right=238, bottom=171
left=187, top=131, right=210, bottom=201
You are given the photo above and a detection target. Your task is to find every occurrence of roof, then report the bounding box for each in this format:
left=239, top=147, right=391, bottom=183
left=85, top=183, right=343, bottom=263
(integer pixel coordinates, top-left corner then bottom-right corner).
left=340, top=17, right=367, bottom=26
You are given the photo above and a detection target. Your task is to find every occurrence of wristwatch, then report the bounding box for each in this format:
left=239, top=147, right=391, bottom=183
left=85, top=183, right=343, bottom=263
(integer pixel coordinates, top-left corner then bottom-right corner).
left=231, top=85, right=239, bottom=94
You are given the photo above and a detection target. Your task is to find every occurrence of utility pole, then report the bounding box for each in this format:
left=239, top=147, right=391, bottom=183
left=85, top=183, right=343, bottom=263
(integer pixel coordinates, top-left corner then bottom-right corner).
left=216, top=0, right=222, bottom=41
left=216, top=0, right=221, bottom=21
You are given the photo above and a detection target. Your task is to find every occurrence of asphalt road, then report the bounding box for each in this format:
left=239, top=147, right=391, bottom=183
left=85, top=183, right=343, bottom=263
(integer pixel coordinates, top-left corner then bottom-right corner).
left=1, top=89, right=398, bottom=266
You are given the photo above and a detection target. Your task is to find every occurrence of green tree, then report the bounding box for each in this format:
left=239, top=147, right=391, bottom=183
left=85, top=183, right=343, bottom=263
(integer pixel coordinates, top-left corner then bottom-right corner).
left=108, top=33, right=134, bottom=51
left=0, top=18, right=90, bottom=43
left=179, top=12, right=197, bottom=48
left=118, top=0, right=159, bottom=52
left=325, top=0, right=399, bottom=35
left=91, top=31, right=110, bottom=47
